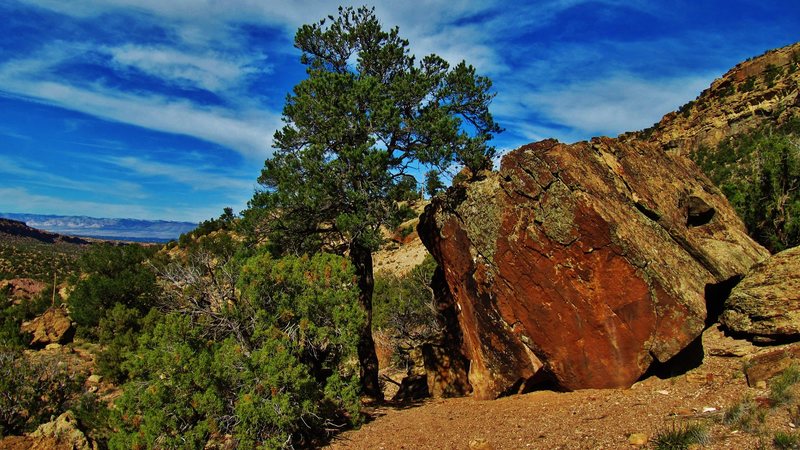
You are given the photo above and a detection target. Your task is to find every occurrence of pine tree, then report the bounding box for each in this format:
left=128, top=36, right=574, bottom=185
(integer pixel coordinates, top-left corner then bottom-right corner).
left=250, top=6, right=501, bottom=399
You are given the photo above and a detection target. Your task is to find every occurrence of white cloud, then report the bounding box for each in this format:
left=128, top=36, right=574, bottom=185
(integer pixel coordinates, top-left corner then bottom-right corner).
left=0, top=74, right=279, bottom=161
left=106, top=44, right=271, bottom=92
left=101, top=155, right=256, bottom=192
left=521, top=73, right=714, bottom=136
left=0, top=155, right=147, bottom=198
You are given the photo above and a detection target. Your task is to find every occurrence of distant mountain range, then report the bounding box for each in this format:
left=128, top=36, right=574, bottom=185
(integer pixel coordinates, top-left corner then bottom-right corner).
left=0, top=213, right=197, bottom=243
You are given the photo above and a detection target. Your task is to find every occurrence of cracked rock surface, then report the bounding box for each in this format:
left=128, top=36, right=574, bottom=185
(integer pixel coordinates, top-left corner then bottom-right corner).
left=419, top=137, right=768, bottom=399
left=721, top=246, right=800, bottom=341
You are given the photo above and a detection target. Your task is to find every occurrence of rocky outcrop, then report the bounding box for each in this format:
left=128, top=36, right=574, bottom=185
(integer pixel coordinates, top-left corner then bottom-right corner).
left=624, top=42, right=800, bottom=156
left=1, top=278, right=47, bottom=304
left=742, top=343, right=800, bottom=387
left=720, top=246, right=800, bottom=342
left=0, top=411, right=94, bottom=450
left=419, top=137, right=768, bottom=398
left=20, top=307, right=74, bottom=346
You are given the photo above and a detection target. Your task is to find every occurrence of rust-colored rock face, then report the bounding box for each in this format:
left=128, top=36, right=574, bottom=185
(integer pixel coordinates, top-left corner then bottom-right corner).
left=419, top=137, right=768, bottom=398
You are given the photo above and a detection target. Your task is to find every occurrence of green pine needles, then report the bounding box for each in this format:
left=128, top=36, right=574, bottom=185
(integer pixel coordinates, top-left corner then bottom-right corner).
left=248, top=6, right=501, bottom=399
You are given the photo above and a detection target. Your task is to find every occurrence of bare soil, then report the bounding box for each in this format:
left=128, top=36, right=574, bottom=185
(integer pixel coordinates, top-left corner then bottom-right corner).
left=328, top=326, right=795, bottom=449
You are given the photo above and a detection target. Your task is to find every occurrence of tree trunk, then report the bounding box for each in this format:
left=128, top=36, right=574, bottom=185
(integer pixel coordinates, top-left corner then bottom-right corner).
left=350, top=241, right=384, bottom=401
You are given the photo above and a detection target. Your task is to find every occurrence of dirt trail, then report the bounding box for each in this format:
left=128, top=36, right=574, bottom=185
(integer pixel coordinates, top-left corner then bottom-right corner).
left=328, top=328, right=785, bottom=449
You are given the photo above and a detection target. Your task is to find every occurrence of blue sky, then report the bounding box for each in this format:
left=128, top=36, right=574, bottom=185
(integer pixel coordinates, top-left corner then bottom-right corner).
left=0, top=1, right=798, bottom=222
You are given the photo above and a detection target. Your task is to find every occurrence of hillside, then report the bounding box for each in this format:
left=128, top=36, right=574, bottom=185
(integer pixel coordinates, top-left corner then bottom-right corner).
left=0, top=213, right=197, bottom=242
left=0, top=218, right=91, bottom=281
left=626, top=41, right=800, bottom=155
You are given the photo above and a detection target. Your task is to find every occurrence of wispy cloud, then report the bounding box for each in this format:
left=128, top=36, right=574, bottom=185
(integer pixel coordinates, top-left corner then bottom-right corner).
left=0, top=154, right=147, bottom=198
left=105, top=44, right=272, bottom=93
left=0, top=75, right=279, bottom=160
left=101, top=155, right=255, bottom=192
left=523, top=73, right=713, bottom=136
left=0, top=37, right=279, bottom=160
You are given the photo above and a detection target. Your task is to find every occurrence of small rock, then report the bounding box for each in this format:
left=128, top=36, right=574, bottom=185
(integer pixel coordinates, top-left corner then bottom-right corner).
left=87, top=374, right=102, bottom=384
left=744, top=343, right=800, bottom=387
left=756, top=380, right=767, bottom=389
left=468, top=438, right=494, bottom=450
left=45, top=343, right=61, bottom=350
left=702, top=406, right=717, bottom=413
left=656, top=390, right=669, bottom=395
left=628, top=433, right=648, bottom=446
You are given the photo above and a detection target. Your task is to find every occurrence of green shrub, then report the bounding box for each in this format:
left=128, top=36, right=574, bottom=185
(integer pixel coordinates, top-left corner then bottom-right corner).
left=0, top=347, right=85, bottom=437
left=770, top=365, right=800, bottom=406
left=774, top=431, right=800, bottom=450
left=72, top=392, right=113, bottom=447
left=0, top=287, right=51, bottom=348
left=764, top=64, right=783, bottom=88
left=69, top=243, right=159, bottom=335
left=692, top=122, right=800, bottom=252
left=651, top=422, right=710, bottom=450
left=109, top=313, right=223, bottom=449
left=95, top=303, right=155, bottom=383
left=111, top=252, right=364, bottom=449
left=723, top=396, right=765, bottom=433
left=373, top=256, right=440, bottom=367
left=739, top=75, right=757, bottom=92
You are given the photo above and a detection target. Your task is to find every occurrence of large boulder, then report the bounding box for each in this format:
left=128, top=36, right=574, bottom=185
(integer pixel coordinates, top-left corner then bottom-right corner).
left=419, top=137, right=768, bottom=399
left=20, top=307, right=74, bottom=346
left=720, top=246, right=800, bottom=342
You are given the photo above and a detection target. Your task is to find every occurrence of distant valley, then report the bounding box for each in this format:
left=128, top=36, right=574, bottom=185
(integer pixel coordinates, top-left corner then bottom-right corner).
left=0, top=212, right=196, bottom=243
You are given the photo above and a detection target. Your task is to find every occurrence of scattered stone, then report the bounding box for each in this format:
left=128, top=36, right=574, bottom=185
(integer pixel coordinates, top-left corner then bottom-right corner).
left=628, top=433, right=648, bottom=446
left=755, top=380, right=767, bottom=389
left=702, top=324, right=756, bottom=357
left=721, top=246, right=800, bottom=342
left=656, top=390, right=670, bottom=395
left=702, top=406, right=717, bottom=413
left=45, top=343, right=62, bottom=350
left=419, top=137, right=767, bottom=398
left=20, top=307, right=74, bottom=346
left=743, top=343, right=800, bottom=387
left=685, top=373, right=715, bottom=384
left=468, top=438, right=494, bottom=450
left=707, top=346, right=754, bottom=357
left=87, top=374, right=102, bottom=384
